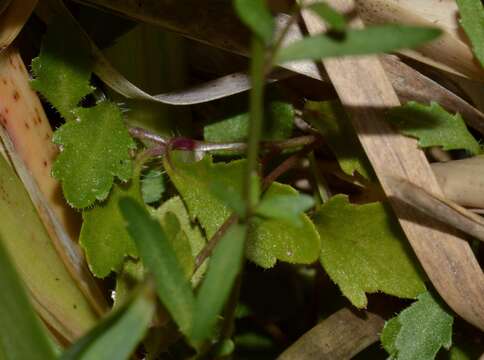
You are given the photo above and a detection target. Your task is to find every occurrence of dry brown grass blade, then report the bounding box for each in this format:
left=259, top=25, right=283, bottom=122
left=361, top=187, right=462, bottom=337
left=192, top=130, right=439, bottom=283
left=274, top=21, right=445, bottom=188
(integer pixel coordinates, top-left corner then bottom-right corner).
left=301, top=0, right=484, bottom=331
left=69, top=1, right=484, bottom=135
left=0, top=48, right=107, bottom=316
left=431, top=156, right=484, bottom=209
left=277, top=308, right=384, bottom=360
left=355, top=0, right=483, bottom=81
left=386, top=176, right=484, bottom=244
left=0, top=0, right=37, bottom=51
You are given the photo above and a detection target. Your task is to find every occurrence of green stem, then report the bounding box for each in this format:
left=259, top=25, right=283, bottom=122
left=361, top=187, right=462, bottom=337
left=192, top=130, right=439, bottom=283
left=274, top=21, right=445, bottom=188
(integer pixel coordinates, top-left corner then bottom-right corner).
left=244, top=37, right=266, bottom=217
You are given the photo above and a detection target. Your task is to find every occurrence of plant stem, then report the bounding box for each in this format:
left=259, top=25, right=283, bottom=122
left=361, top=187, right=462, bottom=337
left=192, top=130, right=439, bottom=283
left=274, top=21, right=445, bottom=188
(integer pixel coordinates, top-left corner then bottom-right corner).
left=130, top=126, right=319, bottom=155
left=244, top=37, right=266, bottom=217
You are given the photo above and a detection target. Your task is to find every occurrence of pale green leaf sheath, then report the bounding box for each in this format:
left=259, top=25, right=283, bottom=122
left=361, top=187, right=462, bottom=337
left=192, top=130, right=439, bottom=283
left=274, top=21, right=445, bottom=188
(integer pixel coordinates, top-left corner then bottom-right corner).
left=154, top=196, right=206, bottom=282
left=381, top=291, right=453, bottom=360
left=31, top=16, right=93, bottom=121
left=164, top=153, right=321, bottom=268
left=315, top=195, right=426, bottom=308
left=456, top=0, right=484, bottom=66
left=305, top=101, right=372, bottom=179
left=52, top=102, right=136, bottom=208
left=0, top=239, right=56, bottom=360
left=80, top=177, right=142, bottom=278
left=388, top=102, right=480, bottom=155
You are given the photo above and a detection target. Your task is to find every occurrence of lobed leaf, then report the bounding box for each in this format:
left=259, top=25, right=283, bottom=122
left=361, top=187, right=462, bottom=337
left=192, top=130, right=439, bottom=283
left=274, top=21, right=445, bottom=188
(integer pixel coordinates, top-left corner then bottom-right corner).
left=256, top=191, right=314, bottom=226
left=381, top=291, right=453, bottom=360
left=80, top=178, right=142, bottom=278
left=315, top=195, right=426, bottom=308
left=164, top=154, right=320, bottom=268
left=276, top=25, right=441, bottom=63
left=119, top=197, right=195, bottom=334
left=52, top=101, right=136, bottom=208
left=31, top=16, right=93, bottom=121
left=233, top=0, right=274, bottom=44
left=456, top=0, right=484, bottom=66
left=247, top=183, right=321, bottom=268
left=388, top=102, right=480, bottom=155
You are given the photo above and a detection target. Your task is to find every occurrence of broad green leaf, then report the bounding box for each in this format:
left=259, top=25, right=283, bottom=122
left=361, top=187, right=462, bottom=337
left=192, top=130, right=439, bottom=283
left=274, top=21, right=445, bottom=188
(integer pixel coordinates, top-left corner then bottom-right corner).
left=190, top=224, right=246, bottom=342
left=31, top=16, right=93, bottom=121
left=141, top=169, right=165, bottom=204
left=276, top=25, right=441, bottom=63
left=315, top=195, right=426, bottom=308
left=52, top=101, right=136, bottom=208
left=80, top=178, right=142, bottom=278
left=0, top=155, right=98, bottom=340
left=305, top=101, right=372, bottom=179
left=256, top=192, right=314, bottom=226
left=307, top=2, right=346, bottom=32
left=119, top=198, right=195, bottom=334
left=62, top=291, right=155, bottom=360
left=153, top=197, right=207, bottom=284
left=204, top=101, right=294, bottom=144
left=0, top=239, right=56, bottom=360
left=381, top=291, right=453, bottom=360
left=381, top=318, right=402, bottom=358
left=456, top=0, right=484, bottom=66
left=164, top=154, right=321, bottom=268
left=388, top=102, right=480, bottom=155
left=247, top=183, right=320, bottom=268
left=234, top=0, right=274, bottom=44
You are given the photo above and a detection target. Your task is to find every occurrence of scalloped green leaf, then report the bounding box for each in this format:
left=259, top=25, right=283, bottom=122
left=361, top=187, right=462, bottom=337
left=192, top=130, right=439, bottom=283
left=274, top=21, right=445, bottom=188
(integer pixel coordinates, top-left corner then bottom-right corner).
left=381, top=291, right=453, bottom=360
left=388, top=102, right=480, bottom=155
left=80, top=177, right=142, bottom=278
left=314, top=195, right=426, bottom=308
left=456, top=0, right=484, bottom=66
left=31, top=16, right=93, bottom=121
left=164, top=153, right=321, bottom=268
left=52, top=101, right=136, bottom=208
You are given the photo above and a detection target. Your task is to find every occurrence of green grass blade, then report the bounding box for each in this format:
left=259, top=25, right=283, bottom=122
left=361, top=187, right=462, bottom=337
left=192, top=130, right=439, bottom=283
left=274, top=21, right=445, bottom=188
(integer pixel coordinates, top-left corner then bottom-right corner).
left=234, top=0, right=274, bottom=44
left=307, top=2, right=346, bottom=32
left=119, top=197, right=195, bottom=334
left=62, top=290, right=155, bottom=360
left=190, top=224, right=246, bottom=342
left=0, top=239, right=56, bottom=360
left=276, top=25, right=441, bottom=63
